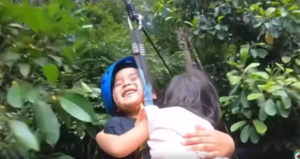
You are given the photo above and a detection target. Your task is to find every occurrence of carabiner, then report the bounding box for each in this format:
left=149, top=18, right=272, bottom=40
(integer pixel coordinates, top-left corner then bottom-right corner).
left=137, top=14, right=143, bottom=30
left=127, top=14, right=143, bottom=30
left=127, top=17, right=133, bottom=30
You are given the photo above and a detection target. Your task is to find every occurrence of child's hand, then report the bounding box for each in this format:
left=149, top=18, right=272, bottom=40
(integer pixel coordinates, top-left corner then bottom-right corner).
left=182, top=125, right=235, bottom=158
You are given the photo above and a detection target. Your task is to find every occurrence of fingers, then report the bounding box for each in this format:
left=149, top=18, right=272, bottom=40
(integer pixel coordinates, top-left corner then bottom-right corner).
left=202, top=151, right=220, bottom=159
left=195, top=125, right=204, bottom=131
left=187, top=144, right=215, bottom=152
left=183, top=130, right=211, bottom=138
left=183, top=136, right=216, bottom=146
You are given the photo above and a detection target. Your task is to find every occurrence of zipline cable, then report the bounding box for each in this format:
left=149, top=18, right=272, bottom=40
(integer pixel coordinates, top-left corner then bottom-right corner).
left=123, top=0, right=173, bottom=78
left=141, top=27, right=173, bottom=77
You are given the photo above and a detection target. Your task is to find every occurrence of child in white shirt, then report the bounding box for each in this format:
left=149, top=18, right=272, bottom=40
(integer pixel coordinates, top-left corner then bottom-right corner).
left=136, top=67, right=227, bottom=159
left=101, top=56, right=228, bottom=159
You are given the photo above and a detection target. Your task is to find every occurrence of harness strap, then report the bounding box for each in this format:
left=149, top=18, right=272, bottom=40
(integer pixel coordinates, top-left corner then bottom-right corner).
left=131, top=29, right=154, bottom=106
left=125, top=0, right=153, bottom=106
left=131, top=29, right=151, bottom=85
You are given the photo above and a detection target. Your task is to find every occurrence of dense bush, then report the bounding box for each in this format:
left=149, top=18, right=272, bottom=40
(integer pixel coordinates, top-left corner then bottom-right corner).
left=1, top=0, right=300, bottom=158
left=0, top=0, right=124, bottom=158
left=152, top=0, right=300, bottom=158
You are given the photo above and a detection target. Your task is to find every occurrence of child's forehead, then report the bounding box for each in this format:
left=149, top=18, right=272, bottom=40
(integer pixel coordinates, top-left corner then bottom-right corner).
left=114, top=67, right=139, bottom=79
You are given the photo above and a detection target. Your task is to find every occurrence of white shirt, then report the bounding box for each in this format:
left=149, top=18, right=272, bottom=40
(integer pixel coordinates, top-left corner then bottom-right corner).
left=143, top=105, right=228, bottom=159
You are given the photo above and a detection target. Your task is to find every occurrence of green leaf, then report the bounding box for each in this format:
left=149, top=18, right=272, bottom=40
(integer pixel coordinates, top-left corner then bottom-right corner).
left=232, top=0, right=239, bottom=7
left=34, top=57, right=51, bottom=66
left=7, top=83, right=28, bottom=108
left=230, top=120, right=247, bottom=132
left=244, top=63, right=260, bottom=73
left=0, top=52, right=21, bottom=62
left=280, top=7, right=288, bottom=17
left=253, top=21, right=263, bottom=28
left=284, top=0, right=294, bottom=5
left=285, top=68, right=294, bottom=74
left=240, top=124, right=250, bottom=143
left=259, top=105, right=268, bottom=121
left=241, top=90, right=249, bottom=108
left=241, top=108, right=252, bottom=119
left=265, top=99, right=276, bottom=116
left=250, top=49, right=268, bottom=58
left=184, top=21, right=193, bottom=26
left=281, top=56, right=291, bottom=63
left=275, top=63, right=284, bottom=70
left=48, top=55, right=63, bottom=67
left=276, top=101, right=290, bottom=118
left=227, top=75, right=241, bottom=85
left=192, top=17, right=198, bottom=26
left=229, top=84, right=240, bottom=95
left=47, top=3, right=60, bottom=17
left=249, top=126, right=259, bottom=144
left=272, top=91, right=287, bottom=97
left=295, top=59, right=300, bottom=66
left=247, top=93, right=263, bottom=100
left=216, top=30, right=227, bottom=40
left=59, top=93, right=96, bottom=122
left=256, top=95, right=266, bottom=107
left=34, top=101, right=60, bottom=147
left=26, top=89, right=40, bottom=103
left=231, top=107, right=239, bottom=114
left=268, top=27, right=280, bottom=38
left=219, top=96, right=237, bottom=105
left=291, top=82, right=300, bottom=89
left=252, top=119, right=267, bottom=134
left=266, top=85, right=281, bottom=93
left=49, top=155, right=75, bottom=159
left=217, top=16, right=224, bottom=22
left=266, top=7, right=276, bottom=16
left=281, top=96, right=291, bottom=109
left=240, top=44, right=249, bottom=63
left=18, top=63, right=31, bottom=78
left=9, top=120, right=39, bottom=151
left=251, top=71, right=269, bottom=79
left=81, top=82, right=93, bottom=93
left=287, top=89, right=300, bottom=100
left=43, top=64, right=59, bottom=85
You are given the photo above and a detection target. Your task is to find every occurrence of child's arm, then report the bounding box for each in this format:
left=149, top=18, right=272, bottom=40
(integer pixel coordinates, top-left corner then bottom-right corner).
left=96, top=119, right=149, bottom=158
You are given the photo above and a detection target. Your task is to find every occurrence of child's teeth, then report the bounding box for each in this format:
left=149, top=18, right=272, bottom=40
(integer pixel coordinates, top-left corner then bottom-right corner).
left=125, top=91, right=134, bottom=96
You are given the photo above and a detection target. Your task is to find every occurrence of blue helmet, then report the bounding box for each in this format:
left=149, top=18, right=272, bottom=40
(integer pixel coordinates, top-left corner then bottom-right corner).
left=100, top=56, right=153, bottom=116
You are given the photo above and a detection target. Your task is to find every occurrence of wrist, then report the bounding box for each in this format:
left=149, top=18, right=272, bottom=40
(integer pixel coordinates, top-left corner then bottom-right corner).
left=224, top=133, right=235, bottom=157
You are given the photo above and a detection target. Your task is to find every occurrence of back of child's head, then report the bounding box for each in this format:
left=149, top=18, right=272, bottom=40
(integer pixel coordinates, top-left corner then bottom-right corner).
left=162, top=52, right=221, bottom=127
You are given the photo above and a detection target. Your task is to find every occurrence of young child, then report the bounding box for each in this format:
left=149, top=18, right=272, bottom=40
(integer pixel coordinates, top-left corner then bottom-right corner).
left=137, top=68, right=226, bottom=159
left=101, top=55, right=228, bottom=159
left=97, top=56, right=235, bottom=159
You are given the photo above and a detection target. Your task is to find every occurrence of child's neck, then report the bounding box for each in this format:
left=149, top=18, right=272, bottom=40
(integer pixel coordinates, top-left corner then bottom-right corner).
left=127, top=103, right=144, bottom=119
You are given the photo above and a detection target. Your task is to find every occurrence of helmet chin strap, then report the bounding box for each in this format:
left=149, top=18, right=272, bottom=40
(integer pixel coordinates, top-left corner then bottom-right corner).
left=135, top=103, right=145, bottom=125
left=135, top=102, right=147, bottom=158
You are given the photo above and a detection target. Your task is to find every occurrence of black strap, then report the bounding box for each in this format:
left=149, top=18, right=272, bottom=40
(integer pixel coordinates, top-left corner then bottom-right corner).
left=131, top=29, right=151, bottom=85
left=141, top=28, right=173, bottom=77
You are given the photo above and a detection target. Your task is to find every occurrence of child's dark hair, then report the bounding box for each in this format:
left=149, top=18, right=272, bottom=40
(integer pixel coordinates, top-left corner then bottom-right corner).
left=162, top=51, right=221, bottom=127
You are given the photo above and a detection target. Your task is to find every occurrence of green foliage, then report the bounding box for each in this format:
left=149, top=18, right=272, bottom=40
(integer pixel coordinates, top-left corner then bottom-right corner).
left=153, top=0, right=300, bottom=156
left=0, top=0, right=129, bottom=158
left=222, top=45, right=300, bottom=144
left=1, top=0, right=300, bottom=158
